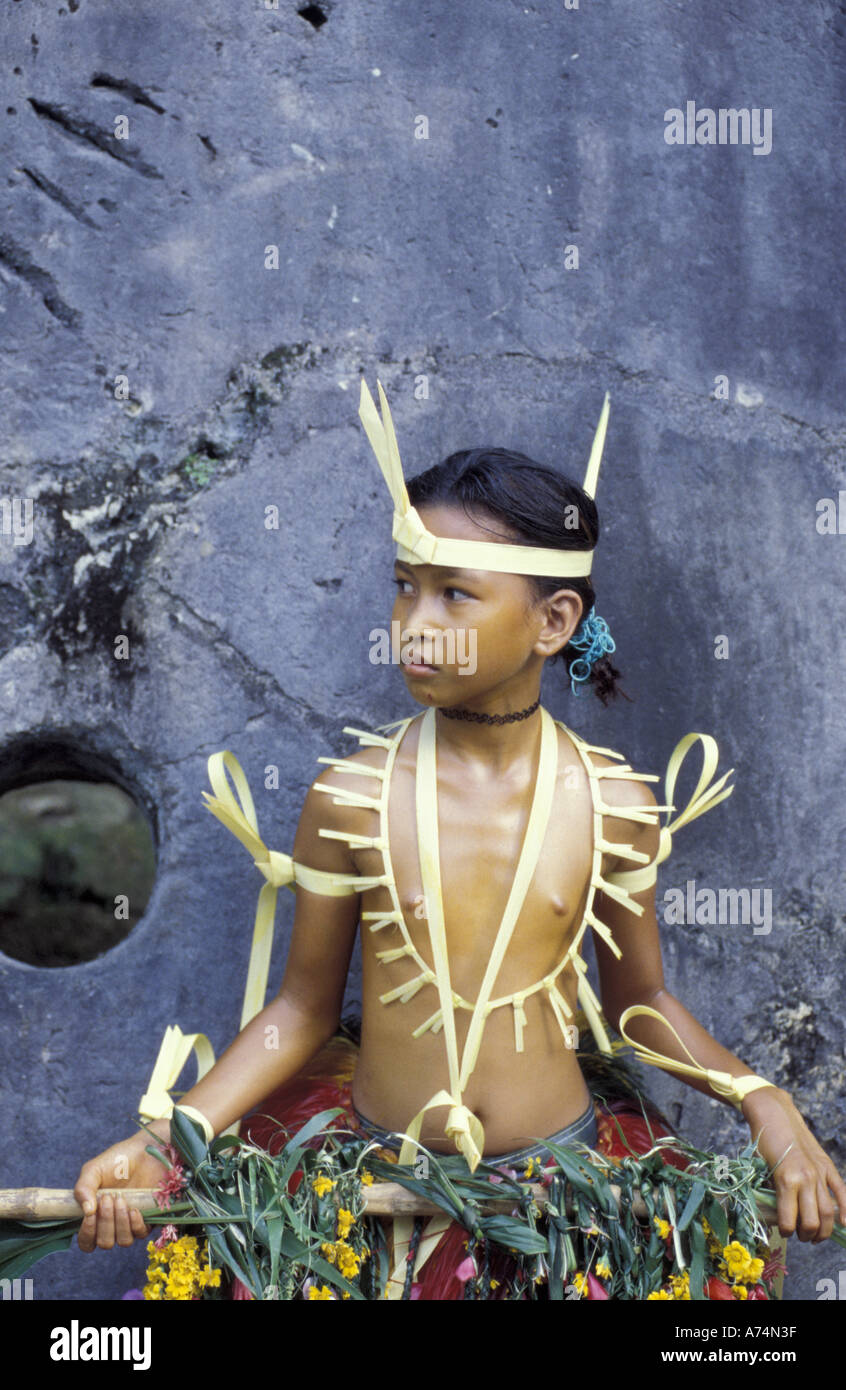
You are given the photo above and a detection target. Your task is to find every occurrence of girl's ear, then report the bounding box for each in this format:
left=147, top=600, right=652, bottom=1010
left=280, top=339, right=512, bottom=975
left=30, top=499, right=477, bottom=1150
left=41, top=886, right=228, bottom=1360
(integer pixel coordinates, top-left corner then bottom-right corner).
left=533, top=589, right=584, bottom=659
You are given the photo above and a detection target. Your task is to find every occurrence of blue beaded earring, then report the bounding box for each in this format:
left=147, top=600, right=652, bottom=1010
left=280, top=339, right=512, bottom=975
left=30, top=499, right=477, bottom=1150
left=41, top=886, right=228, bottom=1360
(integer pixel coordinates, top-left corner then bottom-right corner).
left=568, top=607, right=616, bottom=697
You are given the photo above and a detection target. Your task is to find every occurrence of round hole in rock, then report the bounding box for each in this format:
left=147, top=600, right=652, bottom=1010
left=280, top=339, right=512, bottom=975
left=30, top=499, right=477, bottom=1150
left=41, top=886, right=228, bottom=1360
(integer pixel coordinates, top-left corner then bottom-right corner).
left=0, top=739, right=156, bottom=967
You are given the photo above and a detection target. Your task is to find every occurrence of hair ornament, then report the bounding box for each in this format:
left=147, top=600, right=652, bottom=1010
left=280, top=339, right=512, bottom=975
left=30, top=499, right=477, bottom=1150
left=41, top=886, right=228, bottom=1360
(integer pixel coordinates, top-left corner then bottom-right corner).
left=568, top=607, right=616, bottom=697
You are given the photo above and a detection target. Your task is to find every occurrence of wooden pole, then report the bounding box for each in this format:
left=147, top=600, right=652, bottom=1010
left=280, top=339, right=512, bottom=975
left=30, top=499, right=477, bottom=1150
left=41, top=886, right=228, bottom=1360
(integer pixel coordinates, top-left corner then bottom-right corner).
left=0, top=1184, right=781, bottom=1225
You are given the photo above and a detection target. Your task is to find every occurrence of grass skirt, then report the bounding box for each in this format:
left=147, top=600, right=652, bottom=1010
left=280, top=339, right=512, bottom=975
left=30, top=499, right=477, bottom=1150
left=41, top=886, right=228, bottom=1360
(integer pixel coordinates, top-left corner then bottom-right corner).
left=220, top=1018, right=785, bottom=1300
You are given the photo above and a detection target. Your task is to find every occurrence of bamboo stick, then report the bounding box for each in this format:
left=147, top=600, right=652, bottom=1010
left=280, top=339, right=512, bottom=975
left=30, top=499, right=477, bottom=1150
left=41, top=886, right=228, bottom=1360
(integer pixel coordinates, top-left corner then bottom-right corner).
left=0, top=1184, right=781, bottom=1225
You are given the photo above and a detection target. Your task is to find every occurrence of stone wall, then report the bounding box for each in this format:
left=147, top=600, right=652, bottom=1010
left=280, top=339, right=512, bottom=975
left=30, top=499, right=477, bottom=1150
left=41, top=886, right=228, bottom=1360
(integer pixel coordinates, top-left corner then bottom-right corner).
left=1, top=0, right=844, bottom=1301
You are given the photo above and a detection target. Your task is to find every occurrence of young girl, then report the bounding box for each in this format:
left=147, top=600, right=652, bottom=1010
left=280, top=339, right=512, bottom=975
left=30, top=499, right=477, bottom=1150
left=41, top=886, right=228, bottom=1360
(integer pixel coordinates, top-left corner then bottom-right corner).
left=74, top=382, right=846, bottom=1299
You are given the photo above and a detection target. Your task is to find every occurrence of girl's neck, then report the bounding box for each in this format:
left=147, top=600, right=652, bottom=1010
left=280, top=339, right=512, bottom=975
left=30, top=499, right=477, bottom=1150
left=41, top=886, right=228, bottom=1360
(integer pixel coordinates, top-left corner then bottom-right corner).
left=432, top=699, right=545, bottom=771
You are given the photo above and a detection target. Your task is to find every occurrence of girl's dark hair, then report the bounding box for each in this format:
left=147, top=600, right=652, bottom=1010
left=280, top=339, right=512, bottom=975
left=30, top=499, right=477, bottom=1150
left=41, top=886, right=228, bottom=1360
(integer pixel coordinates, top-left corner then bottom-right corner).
left=406, top=448, right=629, bottom=706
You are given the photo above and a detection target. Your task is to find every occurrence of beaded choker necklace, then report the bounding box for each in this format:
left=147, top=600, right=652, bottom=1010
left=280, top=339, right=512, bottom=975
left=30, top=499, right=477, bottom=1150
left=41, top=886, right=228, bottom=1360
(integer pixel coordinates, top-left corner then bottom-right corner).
left=438, top=699, right=541, bottom=725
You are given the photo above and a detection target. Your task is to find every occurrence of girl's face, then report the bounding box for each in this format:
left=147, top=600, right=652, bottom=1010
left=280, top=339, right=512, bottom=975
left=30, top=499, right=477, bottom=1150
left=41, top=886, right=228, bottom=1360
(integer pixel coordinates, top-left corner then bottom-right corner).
left=390, top=502, right=583, bottom=708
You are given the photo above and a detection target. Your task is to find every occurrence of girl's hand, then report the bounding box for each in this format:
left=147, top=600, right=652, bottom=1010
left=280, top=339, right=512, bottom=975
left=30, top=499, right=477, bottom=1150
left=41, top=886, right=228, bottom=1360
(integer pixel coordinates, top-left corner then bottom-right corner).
left=742, top=1087, right=846, bottom=1243
left=74, top=1122, right=171, bottom=1254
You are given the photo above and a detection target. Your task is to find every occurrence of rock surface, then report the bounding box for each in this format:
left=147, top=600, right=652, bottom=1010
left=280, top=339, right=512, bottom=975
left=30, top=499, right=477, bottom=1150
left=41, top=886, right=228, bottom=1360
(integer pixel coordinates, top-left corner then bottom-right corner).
left=1, top=0, right=843, bottom=1300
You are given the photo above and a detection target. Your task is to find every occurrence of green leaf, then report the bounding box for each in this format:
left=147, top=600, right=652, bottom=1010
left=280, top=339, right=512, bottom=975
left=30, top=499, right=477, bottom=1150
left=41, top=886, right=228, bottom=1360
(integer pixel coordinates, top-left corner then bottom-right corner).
left=676, top=1181, right=707, bottom=1233
left=169, top=1107, right=211, bottom=1170
left=266, top=1215, right=284, bottom=1289
left=689, top=1218, right=706, bottom=1300
left=480, top=1216, right=548, bottom=1256
left=706, top=1196, right=729, bottom=1249
left=541, top=1141, right=614, bottom=1209
left=0, top=1220, right=79, bottom=1281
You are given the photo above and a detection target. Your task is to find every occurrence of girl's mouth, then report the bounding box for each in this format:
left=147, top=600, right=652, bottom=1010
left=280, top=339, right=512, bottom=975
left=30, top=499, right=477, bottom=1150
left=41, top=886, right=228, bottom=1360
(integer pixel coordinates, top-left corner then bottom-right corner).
left=402, top=659, right=440, bottom=676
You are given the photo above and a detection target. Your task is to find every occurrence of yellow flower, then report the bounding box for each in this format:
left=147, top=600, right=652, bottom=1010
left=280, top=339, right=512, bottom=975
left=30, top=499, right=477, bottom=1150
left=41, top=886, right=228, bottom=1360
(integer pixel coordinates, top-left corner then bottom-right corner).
left=669, top=1270, right=691, bottom=1300
left=321, top=1241, right=337, bottom=1264
left=571, top=1271, right=588, bottom=1296
left=595, top=1257, right=612, bottom=1280
left=142, top=1234, right=222, bottom=1301
left=721, top=1240, right=760, bottom=1283
left=490, top=1279, right=500, bottom=1290
left=312, top=1174, right=335, bottom=1198
left=647, top=1287, right=674, bottom=1299
left=743, top=1257, right=765, bottom=1284
left=524, top=1156, right=539, bottom=1179
left=333, top=1240, right=361, bottom=1280
left=336, top=1208, right=355, bottom=1240
left=307, top=1284, right=334, bottom=1300
left=360, top=1169, right=374, bottom=1186
left=654, top=1217, right=671, bottom=1240
left=733, top=1283, right=749, bottom=1300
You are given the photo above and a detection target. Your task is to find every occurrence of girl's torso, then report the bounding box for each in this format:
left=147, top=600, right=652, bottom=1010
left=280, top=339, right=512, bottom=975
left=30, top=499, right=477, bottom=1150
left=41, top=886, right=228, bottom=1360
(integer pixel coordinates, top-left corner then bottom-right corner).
left=324, top=711, right=642, bottom=1154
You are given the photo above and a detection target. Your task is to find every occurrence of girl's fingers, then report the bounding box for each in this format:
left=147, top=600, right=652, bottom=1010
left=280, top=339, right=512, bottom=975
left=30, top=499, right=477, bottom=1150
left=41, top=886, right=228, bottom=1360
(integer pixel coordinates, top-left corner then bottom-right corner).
left=812, top=1180, right=835, bottom=1244
left=827, top=1164, right=846, bottom=1226
left=77, top=1209, right=99, bottom=1254
left=776, top=1177, right=799, bottom=1239
left=130, top=1208, right=151, bottom=1239
left=97, top=1194, right=117, bottom=1249
left=796, top=1176, right=822, bottom=1242
left=113, top=1196, right=135, bottom=1248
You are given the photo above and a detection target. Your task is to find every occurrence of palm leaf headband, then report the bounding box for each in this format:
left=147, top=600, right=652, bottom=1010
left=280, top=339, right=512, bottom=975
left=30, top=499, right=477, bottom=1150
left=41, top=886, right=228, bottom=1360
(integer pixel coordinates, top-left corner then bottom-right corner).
left=358, top=378, right=610, bottom=578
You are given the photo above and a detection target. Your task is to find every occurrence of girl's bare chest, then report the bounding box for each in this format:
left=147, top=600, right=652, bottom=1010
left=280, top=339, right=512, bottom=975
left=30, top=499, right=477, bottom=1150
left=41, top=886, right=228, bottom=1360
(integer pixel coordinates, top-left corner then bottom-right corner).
left=348, top=762, right=596, bottom=968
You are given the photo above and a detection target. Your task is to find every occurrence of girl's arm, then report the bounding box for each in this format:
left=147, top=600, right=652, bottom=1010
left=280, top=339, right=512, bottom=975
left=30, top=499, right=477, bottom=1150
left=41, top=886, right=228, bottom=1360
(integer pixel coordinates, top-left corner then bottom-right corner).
left=76, top=769, right=360, bottom=1251
left=591, top=778, right=846, bottom=1245
left=152, top=767, right=361, bottom=1133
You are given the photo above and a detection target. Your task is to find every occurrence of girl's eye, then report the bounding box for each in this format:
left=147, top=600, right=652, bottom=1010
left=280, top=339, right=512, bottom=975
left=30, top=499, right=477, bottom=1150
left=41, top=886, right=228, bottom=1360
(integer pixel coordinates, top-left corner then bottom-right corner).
left=393, top=578, right=413, bottom=594
left=445, top=587, right=471, bottom=601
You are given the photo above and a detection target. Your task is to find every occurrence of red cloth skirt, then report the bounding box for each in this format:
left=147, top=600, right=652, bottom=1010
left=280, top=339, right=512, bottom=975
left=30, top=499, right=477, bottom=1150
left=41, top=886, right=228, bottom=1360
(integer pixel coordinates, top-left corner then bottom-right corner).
left=225, top=1034, right=695, bottom=1301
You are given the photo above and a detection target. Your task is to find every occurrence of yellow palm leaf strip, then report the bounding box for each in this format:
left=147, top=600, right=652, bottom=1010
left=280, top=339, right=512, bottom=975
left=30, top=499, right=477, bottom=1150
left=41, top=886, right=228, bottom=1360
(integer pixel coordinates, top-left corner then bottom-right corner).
left=582, top=391, right=610, bottom=500
left=512, top=991, right=529, bottom=1051
left=618, top=1004, right=773, bottom=1109
left=409, top=708, right=461, bottom=1097
left=390, top=709, right=485, bottom=1175
left=341, top=725, right=395, bottom=748
left=458, top=708, right=559, bottom=1091
left=571, top=954, right=613, bottom=1053
left=315, top=757, right=387, bottom=779
left=544, top=976, right=577, bottom=1050
left=412, top=1006, right=445, bottom=1038
left=138, top=1024, right=216, bottom=1121
left=655, top=732, right=735, bottom=871
left=202, top=750, right=298, bottom=1030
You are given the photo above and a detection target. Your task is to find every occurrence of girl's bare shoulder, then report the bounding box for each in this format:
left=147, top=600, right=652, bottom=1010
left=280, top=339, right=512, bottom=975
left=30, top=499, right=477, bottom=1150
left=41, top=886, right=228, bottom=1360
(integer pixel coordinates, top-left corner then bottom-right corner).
left=556, top=723, right=659, bottom=814
left=301, top=720, right=418, bottom=825
left=584, top=748, right=659, bottom=812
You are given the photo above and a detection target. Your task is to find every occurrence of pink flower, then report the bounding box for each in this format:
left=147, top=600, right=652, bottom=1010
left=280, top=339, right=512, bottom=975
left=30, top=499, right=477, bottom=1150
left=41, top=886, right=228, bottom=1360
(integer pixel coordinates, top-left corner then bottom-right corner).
left=454, top=1256, right=477, bottom=1283
left=153, top=1223, right=178, bottom=1249
left=154, top=1144, right=187, bottom=1209
left=586, top=1272, right=609, bottom=1301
